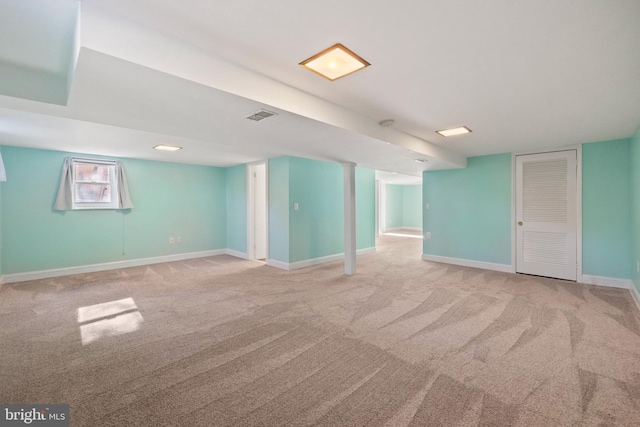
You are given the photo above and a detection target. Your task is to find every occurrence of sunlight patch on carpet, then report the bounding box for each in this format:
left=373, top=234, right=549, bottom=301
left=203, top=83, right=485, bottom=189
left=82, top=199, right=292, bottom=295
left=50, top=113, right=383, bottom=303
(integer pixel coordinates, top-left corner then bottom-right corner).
left=77, top=297, right=144, bottom=345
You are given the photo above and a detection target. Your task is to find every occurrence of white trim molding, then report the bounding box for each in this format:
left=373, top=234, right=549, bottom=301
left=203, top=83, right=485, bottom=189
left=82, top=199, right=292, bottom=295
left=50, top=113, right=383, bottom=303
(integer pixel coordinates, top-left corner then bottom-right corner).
left=580, top=275, right=640, bottom=312
left=383, top=227, right=422, bottom=232
left=0, top=249, right=227, bottom=284
left=579, top=274, right=633, bottom=289
left=267, top=247, right=377, bottom=271
left=629, top=283, right=640, bottom=312
left=343, top=162, right=357, bottom=275
left=265, top=259, right=291, bottom=271
left=225, top=249, right=248, bottom=259
left=420, top=257, right=640, bottom=312
left=246, top=160, right=269, bottom=261
left=421, top=254, right=512, bottom=273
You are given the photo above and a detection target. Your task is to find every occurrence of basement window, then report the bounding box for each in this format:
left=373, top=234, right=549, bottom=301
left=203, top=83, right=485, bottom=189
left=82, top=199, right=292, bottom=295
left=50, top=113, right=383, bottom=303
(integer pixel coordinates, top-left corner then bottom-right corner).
left=54, top=157, right=134, bottom=211
left=72, top=159, right=118, bottom=209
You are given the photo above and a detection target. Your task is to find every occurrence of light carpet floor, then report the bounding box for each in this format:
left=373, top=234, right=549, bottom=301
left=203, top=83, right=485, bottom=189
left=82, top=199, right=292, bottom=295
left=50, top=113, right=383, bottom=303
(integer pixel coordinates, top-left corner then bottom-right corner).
left=2, top=232, right=640, bottom=426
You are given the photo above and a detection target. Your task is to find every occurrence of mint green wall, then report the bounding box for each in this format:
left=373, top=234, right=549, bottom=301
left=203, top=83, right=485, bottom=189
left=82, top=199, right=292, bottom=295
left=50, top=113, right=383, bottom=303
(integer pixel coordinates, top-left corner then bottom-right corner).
left=423, top=154, right=512, bottom=265
left=0, top=148, right=3, bottom=276
left=225, top=164, right=247, bottom=254
left=422, top=144, right=637, bottom=279
left=356, top=167, right=376, bottom=250
left=631, top=127, right=640, bottom=292
left=385, top=185, right=403, bottom=229
left=268, top=156, right=375, bottom=264
left=289, top=157, right=343, bottom=262
left=402, top=185, right=422, bottom=228
left=268, top=156, right=290, bottom=263
left=0, top=177, right=2, bottom=276
left=0, top=145, right=226, bottom=274
left=582, top=139, right=633, bottom=279
left=384, top=184, right=421, bottom=230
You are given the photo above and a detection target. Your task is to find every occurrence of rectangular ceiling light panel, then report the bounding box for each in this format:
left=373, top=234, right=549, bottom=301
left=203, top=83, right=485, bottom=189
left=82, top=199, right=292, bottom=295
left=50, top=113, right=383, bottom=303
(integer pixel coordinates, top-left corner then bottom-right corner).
left=154, top=144, right=182, bottom=151
left=436, top=126, right=472, bottom=137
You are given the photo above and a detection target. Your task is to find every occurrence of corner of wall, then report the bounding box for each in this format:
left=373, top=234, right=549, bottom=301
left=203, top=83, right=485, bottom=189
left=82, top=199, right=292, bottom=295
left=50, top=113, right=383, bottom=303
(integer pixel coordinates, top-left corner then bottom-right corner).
left=630, top=124, right=640, bottom=295
left=268, top=157, right=375, bottom=266
left=355, top=166, right=376, bottom=249
left=582, top=139, right=633, bottom=279
left=268, top=156, right=290, bottom=263
left=0, top=145, right=4, bottom=278
left=66, top=1, right=82, bottom=100
left=225, top=164, right=247, bottom=253
left=422, top=153, right=511, bottom=265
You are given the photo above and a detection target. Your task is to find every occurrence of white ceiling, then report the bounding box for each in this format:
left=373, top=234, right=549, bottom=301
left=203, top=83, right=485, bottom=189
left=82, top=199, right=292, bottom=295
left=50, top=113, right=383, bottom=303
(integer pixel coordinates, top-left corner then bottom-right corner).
left=376, top=171, right=421, bottom=186
left=1, top=0, right=639, bottom=177
left=0, top=0, right=76, bottom=74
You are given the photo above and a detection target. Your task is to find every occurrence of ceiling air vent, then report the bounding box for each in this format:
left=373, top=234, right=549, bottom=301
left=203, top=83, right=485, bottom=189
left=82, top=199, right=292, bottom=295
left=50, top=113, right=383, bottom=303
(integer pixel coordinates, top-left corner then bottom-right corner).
left=244, top=109, right=277, bottom=122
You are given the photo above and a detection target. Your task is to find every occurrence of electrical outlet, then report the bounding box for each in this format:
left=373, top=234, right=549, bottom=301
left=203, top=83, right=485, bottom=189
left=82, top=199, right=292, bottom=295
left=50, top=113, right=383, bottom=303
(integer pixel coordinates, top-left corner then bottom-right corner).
left=425, top=232, right=431, bottom=239
left=293, top=203, right=299, bottom=211
left=425, top=203, right=430, bottom=210
left=169, top=237, right=175, bottom=244
left=177, top=236, right=182, bottom=243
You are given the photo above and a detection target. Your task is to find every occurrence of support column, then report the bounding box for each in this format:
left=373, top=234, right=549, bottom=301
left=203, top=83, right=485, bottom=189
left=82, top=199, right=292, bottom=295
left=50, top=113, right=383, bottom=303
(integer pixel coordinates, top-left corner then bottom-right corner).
left=343, top=162, right=356, bottom=275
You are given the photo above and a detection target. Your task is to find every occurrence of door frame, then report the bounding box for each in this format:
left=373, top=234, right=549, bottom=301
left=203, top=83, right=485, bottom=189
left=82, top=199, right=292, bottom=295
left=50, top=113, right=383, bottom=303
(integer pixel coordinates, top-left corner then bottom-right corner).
left=247, top=160, right=269, bottom=261
left=510, top=145, right=583, bottom=281
left=378, top=181, right=387, bottom=234
left=375, top=179, right=381, bottom=237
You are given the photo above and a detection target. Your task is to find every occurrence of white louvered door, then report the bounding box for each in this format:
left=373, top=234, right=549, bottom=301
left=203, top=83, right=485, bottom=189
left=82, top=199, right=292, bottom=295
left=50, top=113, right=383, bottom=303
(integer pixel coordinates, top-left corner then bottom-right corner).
left=516, top=150, right=577, bottom=280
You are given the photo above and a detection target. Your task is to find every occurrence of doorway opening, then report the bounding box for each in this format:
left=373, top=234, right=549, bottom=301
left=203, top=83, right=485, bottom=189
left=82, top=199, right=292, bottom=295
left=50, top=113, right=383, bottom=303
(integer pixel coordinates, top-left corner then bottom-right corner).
left=375, top=169, right=424, bottom=265
left=376, top=171, right=423, bottom=238
left=248, top=162, right=268, bottom=261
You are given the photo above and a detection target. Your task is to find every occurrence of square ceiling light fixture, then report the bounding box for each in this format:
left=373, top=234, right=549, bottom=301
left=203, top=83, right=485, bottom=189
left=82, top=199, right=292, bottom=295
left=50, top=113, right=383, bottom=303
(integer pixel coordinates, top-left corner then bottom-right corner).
left=436, top=126, right=472, bottom=137
left=300, top=43, right=370, bottom=81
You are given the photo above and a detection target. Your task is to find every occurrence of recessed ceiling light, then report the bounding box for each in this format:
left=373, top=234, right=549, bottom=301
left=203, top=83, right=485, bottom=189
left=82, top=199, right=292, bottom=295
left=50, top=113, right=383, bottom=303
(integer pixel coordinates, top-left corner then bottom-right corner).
left=436, top=126, right=472, bottom=137
left=415, top=158, right=429, bottom=163
left=154, top=144, right=182, bottom=151
left=300, top=43, right=370, bottom=81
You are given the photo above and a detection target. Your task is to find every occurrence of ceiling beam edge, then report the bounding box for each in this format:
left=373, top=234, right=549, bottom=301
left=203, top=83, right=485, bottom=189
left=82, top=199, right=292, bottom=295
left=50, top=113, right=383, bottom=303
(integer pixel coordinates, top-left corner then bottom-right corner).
left=79, top=4, right=467, bottom=169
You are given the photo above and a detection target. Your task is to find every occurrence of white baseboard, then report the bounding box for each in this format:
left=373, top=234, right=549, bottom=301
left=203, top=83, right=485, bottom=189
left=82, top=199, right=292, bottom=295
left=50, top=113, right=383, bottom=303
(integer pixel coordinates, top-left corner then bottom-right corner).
left=580, top=275, right=640, bottom=312
left=265, top=259, right=291, bottom=271
left=384, top=227, right=422, bottom=232
left=289, top=247, right=376, bottom=270
left=225, top=249, right=248, bottom=259
left=0, top=249, right=227, bottom=284
left=629, top=282, right=640, bottom=312
left=267, top=247, right=377, bottom=271
left=421, top=254, right=512, bottom=273
left=579, top=274, right=633, bottom=289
